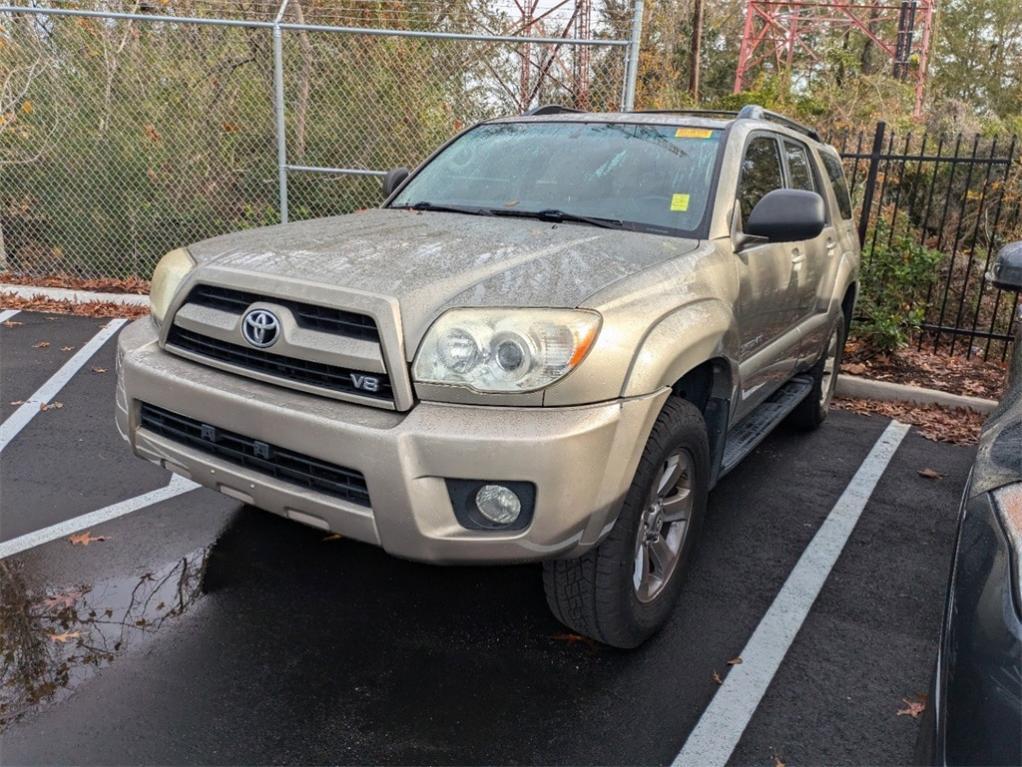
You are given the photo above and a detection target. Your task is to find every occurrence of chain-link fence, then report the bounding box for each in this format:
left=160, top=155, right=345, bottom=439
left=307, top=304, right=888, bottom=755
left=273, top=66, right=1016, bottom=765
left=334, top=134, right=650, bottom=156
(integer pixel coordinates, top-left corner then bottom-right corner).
left=0, top=1, right=639, bottom=280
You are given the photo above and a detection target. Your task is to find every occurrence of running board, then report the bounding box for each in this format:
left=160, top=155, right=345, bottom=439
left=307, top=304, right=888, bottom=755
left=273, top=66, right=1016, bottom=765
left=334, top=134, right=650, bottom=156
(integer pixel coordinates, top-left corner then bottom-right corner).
left=719, top=375, right=813, bottom=478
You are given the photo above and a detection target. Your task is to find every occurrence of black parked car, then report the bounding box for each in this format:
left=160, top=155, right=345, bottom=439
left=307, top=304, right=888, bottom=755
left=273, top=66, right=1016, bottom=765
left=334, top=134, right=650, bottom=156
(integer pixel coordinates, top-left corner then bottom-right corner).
left=917, top=241, right=1022, bottom=765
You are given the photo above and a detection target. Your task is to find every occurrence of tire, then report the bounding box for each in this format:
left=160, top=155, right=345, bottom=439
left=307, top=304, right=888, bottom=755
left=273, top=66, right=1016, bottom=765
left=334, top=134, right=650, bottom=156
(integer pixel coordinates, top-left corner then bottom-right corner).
left=787, top=310, right=846, bottom=431
left=542, top=396, right=709, bottom=649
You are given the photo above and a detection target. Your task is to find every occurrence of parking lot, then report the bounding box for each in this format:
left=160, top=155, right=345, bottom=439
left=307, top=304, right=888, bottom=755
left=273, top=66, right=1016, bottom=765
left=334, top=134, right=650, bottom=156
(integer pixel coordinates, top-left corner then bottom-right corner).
left=0, top=309, right=977, bottom=766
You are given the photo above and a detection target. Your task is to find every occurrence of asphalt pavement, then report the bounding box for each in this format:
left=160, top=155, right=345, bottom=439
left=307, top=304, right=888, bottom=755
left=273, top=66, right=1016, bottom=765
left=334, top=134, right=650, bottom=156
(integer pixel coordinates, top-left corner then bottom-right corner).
left=0, top=311, right=975, bottom=765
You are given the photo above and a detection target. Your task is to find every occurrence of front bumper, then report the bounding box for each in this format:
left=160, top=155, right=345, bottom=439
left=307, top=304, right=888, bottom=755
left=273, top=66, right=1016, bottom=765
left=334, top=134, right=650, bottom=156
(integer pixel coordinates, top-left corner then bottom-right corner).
left=116, top=318, right=667, bottom=563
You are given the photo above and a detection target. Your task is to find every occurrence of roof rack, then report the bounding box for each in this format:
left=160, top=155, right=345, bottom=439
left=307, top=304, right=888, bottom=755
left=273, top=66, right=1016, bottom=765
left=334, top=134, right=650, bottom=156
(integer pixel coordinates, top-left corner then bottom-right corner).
left=629, top=104, right=821, bottom=142
left=631, top=108, right=740, bottom=119
left=735, top=104, right=821, bottom=142
left=524, top=104, right=584, bottom=116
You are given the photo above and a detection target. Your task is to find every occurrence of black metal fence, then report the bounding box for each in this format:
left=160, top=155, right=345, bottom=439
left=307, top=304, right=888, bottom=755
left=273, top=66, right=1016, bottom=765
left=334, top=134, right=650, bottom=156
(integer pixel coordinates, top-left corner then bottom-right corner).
left=837, top=122, right=1021, bottom=360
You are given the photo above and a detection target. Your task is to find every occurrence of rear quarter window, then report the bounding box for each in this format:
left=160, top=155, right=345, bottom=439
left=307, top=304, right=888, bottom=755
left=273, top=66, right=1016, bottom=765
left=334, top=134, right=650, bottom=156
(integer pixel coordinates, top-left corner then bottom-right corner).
left=821, top=152, right=853, bottom=220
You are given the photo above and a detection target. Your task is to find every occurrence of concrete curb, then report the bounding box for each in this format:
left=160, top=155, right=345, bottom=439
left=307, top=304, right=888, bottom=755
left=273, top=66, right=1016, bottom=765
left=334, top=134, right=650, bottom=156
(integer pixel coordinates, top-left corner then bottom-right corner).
left=837, top=374, right=997, bottom=414
left=0, top=283, right=149, bottom=307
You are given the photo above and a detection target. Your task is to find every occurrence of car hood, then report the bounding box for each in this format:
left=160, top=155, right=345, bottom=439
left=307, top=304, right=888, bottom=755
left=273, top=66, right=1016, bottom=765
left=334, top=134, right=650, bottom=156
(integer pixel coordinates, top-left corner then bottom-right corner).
left=186, top=208, right=700, bottom=347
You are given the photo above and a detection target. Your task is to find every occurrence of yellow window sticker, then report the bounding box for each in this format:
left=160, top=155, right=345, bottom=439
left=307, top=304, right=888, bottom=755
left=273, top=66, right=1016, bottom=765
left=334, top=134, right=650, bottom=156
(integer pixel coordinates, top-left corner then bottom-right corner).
left=675, top=128, right=714, bottom=139
left=670, top=193, right=690, bottom=212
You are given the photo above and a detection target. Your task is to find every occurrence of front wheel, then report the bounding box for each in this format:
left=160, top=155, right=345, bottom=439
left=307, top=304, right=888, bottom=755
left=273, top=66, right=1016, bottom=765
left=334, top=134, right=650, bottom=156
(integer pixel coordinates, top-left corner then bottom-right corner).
left=788, top=311, right=845, bottom=431
left=542, top=396, right=709, bottom=649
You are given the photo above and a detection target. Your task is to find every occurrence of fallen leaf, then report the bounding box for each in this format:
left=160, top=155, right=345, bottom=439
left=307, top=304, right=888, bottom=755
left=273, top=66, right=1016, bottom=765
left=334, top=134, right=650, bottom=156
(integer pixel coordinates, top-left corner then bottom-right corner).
left=551, top=633, right=598, bottom=650
left=48, top=630, right=80, bottom=644
left=60, top=345, right=74, bottom=351
left=9, top=400, right=24, bottom=406
left=33, top=340, right=50, bottom=348
left=843, top=362, right=868, bottom=375
left=727, top=656, right=743, bottom=666
left=69, top=531, right=109, bottom=546
left=2, top=320, right=22, bottom=327
left=773, top=755, right=786, bottom=767
left=40, top=401, right=63, bottom=412
left=322, top=533, right=344, bottom=542
left=712, top=670, right=723, bottom=685
left=897, top=695, right=927, bottom=718
left=918, top=467, right=943, bottom=479
left=91, top=367, right=107, bottom=374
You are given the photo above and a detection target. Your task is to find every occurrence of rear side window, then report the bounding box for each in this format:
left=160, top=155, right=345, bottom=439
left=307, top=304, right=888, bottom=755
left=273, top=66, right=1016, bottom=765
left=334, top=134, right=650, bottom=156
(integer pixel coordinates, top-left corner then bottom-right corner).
left=784, top=141, right=815, bottom=191
left=821, top=152, right=853, bottom=220
left=737, top=136, right=784, bottom=228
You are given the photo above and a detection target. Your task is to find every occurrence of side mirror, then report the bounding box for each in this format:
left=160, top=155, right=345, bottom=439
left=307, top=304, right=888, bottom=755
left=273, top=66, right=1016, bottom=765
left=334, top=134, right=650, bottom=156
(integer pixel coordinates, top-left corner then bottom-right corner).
left=744, top=189, right=826, bottom=243
left=989, top=241, right=1022, bottom=293
left=381, top=167, right=409, bottom=199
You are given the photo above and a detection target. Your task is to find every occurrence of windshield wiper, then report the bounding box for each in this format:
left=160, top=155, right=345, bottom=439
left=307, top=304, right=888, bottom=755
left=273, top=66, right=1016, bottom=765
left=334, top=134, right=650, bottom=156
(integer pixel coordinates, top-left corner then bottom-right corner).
left=391, top=201, right=495, bottom=216
left=490, top=208, right=627, bottom=230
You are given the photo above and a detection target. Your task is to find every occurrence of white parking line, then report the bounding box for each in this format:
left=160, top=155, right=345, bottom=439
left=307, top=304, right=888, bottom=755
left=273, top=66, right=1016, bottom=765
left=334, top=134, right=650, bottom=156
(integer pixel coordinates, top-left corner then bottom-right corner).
left=0, top=474, right=199, bottom=559
left=0, top=309, right=20, bottom=323
left=674, top=419, right=911, bottom=767
left=0, top=318, right=127, bottom=453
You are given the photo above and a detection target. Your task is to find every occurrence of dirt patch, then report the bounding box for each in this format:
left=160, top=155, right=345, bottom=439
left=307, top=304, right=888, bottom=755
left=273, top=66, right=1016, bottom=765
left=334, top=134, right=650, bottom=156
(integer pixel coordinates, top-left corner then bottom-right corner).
left=0, top=292, right=148, bottom=319
left=843, top=339, right=1008, bottom=400
left=0, top=273, right=149, bottom=295
left=833, top=397, right=985, bottom=446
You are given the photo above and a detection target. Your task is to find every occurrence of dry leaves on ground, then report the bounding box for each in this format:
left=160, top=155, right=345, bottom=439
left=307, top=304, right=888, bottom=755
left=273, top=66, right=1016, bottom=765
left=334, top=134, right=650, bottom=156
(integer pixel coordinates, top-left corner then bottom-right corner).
left=60, top=345, right=74, bottom=351
left=0, top=272, right=149, bottom=294
left=2, top=319, right=23, bottom=327
left=92, top=367, right=107, bottom=374
left=918, top=467, right=944, bottom=479
left=773, top=756, right=787, bottom=767
left=40, top=401, right=63, bottom=412
left=0, top=293, right=148, bottom=319
left=68, top=531, right=109, bottom=546
left=712, top=670, right=723, bottom=685
left=833, top=397, right=986, bottom=445
left=844, top=339, right=1007, bottom=400
left=727, top=656, right=743, bottom=666
left=32, top=340, right=50, bottom=348
left=897, top=694, right=927, bottom=719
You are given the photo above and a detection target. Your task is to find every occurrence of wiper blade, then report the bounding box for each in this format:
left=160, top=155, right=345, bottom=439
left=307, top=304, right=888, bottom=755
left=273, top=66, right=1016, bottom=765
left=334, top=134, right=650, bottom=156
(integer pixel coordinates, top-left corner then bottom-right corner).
left=392, top=201, right=495, bottom=216
left=491, top=208, right=627, bottom=230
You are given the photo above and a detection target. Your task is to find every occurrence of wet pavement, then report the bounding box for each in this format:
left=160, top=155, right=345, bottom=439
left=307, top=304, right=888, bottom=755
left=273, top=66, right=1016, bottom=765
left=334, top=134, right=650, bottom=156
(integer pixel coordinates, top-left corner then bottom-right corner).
left=0, top=312, right=976, bottom=765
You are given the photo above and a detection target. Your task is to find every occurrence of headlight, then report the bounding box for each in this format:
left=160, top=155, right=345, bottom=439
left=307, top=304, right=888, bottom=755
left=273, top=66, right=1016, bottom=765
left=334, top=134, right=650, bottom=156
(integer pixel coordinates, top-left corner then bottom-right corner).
left=413, top=308, right=601, bottom=393
left=149, top=248, right=195, bottom=325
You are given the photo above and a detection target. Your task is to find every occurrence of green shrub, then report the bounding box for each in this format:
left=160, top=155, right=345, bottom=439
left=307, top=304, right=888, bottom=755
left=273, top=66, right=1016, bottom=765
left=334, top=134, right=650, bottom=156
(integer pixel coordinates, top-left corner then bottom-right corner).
left=854, top=218, right=944, bottom=352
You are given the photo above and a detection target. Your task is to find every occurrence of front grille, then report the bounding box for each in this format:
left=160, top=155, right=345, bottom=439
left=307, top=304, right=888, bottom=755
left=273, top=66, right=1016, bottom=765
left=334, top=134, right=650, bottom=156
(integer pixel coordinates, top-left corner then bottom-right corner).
left=139, top=403, right=370, bottom=507
left=166, top=326, right=393, bottom=402
left=185, top=284, right=380, bottom=342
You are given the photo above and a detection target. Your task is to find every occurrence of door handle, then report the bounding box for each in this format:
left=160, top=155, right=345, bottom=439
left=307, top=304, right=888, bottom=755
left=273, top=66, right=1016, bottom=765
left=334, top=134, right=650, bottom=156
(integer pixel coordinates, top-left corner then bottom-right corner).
left=825, top=239, right=838, bottom=254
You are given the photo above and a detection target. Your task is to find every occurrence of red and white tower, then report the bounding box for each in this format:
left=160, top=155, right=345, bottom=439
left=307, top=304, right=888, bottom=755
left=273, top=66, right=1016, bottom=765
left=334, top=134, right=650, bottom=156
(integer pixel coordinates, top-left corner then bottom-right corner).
left=733, top=1, right=934, bottom=116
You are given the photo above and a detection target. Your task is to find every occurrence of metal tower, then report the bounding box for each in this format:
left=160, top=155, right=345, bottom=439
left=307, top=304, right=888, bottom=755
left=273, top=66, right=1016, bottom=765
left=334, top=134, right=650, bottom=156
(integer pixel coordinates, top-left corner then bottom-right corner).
left=733, top=1, right=934, bottom=116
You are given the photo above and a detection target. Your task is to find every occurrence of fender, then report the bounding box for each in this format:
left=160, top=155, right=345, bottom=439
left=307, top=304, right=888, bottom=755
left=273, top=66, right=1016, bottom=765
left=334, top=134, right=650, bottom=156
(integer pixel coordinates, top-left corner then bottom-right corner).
left=621, top=298, right=741, bottom=400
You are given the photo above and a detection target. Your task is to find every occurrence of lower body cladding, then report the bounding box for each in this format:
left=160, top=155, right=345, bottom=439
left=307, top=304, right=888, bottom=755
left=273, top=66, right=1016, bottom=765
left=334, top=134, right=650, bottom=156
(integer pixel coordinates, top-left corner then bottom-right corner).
left=116, top=318, right=668, bottom=564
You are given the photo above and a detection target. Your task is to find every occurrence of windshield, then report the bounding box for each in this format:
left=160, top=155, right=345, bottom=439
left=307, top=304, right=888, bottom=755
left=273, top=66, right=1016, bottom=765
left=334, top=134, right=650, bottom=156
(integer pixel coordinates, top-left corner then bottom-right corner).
left=390, top=121, right=724, bottom=236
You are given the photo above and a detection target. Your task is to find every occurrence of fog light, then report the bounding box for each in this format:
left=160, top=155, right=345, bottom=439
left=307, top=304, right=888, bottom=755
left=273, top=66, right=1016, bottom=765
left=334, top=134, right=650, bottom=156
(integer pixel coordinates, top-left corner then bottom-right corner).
left=475, top=484, right=522, bottom=525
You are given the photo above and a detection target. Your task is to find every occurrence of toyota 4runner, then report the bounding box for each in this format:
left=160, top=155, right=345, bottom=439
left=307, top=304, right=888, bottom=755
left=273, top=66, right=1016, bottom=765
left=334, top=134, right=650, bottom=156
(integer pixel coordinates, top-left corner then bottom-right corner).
left=117, top=104, right=860, bottom=648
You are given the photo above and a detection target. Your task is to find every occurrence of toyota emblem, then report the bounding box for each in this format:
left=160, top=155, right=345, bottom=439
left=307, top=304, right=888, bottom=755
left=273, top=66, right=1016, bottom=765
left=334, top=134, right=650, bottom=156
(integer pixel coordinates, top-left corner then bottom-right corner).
left=242, top=308, right=281, bottom=348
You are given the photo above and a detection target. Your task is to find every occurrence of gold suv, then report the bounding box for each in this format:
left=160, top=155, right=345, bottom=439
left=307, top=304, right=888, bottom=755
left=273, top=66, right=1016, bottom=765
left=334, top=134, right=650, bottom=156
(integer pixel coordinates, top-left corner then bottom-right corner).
left=117, top=105, right=860, bottom=647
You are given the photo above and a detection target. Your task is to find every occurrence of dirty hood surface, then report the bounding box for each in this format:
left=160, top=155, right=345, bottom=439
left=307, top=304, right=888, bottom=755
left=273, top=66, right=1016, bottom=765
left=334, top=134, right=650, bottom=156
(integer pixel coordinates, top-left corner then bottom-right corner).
left=186, top=208, right=700, bottom=345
